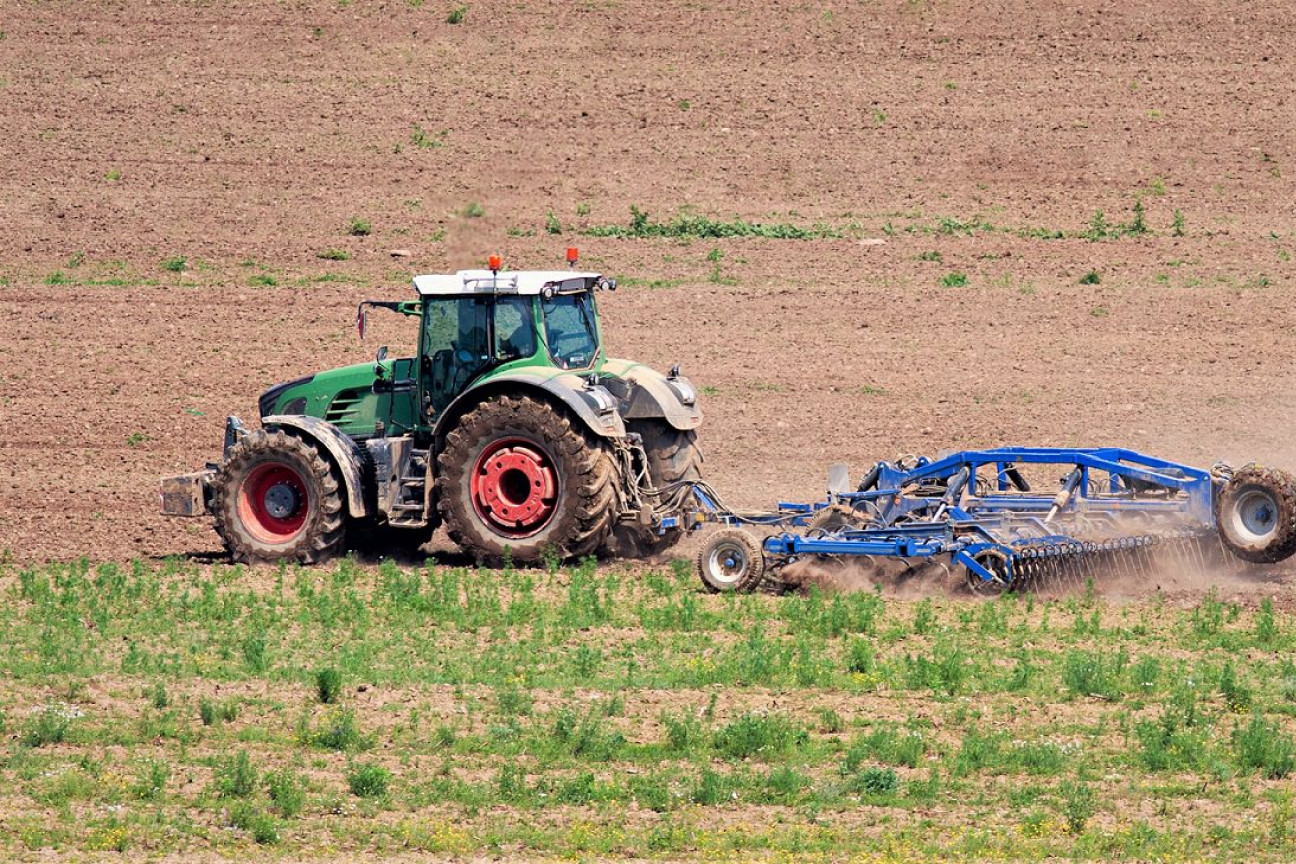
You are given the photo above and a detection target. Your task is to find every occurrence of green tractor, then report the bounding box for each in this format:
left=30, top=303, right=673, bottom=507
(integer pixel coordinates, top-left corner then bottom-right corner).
left=160, top=254, right=703, bottom=564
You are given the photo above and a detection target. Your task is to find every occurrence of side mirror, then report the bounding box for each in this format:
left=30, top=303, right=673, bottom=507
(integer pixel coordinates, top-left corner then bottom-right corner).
left=376, top=346, right=388, bottom=363
left=374, top=346, right=389, bottom=379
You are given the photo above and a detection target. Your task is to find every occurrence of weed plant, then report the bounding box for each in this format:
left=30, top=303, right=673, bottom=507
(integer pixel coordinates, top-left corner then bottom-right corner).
left=5, top=557, right=1296, bottom=857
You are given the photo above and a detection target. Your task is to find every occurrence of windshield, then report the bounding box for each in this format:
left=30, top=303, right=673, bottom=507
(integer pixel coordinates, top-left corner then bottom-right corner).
left=542, top=292, right=599, bottom=370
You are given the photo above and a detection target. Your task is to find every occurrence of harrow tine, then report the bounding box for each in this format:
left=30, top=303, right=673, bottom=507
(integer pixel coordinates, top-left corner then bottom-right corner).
left=1132, top=538, right=1152, bottom=579
left=1160, top=534, right=1181, bottom=576
left=1050, top=546, right=1068, bottom=591
left=1025, top=549, right=1041, bottom=588
left=1042, top=545, right=1057, bottom=585
left=1027, top=546, right=1047, bottom=588
left=1116, top=546, right=1134, bottom=580
left=1200, top=531, right=1222, bottom=570
left=1068, top=545, right=1089, bottom=591
left=1186, top=533, right=1205, bottom=572
left=1048, top=544, right=1071, bottom=592
left=1174, top=532, right=1194, bottom=574
left=1139, top=538, right=1158, bottom=577
left=1046, top=546, right=1065, bottom=591
left=1011, top=551, right=1027, bottom=587
left=992, top=523, right=1224, bottom=596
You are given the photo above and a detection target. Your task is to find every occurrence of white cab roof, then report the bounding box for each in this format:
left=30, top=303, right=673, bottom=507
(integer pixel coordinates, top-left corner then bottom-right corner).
left=413, top=270, right=603, bottom=296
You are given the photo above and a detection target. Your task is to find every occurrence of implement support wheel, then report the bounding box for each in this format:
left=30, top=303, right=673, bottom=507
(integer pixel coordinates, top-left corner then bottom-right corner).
left=697, top=529, right=765, bottom=593
left=1215, top=465, right=1296, bottom=564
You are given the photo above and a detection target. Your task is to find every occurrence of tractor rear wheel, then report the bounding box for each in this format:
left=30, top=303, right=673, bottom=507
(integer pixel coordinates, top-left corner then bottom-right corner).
left=212, top=430, right=346, bottom=564
left=437, top=395, right=617, bottom=564
left=610, top=421, right=703, bottom=558
left=1215, top=465, right=1296, bottom=564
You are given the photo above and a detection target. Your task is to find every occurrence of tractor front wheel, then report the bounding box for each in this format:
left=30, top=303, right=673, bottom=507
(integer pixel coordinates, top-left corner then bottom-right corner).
left=437, top=395, right=617, bottom=564
left=212, top=430, right=347, bottom=564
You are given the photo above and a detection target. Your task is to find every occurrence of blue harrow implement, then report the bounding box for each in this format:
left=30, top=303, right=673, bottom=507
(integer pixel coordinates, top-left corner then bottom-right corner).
left=681, top=448, right=1296, bottom=594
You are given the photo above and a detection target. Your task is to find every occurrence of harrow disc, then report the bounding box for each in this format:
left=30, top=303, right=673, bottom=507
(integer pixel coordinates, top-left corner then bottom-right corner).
left=964, top=548, right=1011, bottom=594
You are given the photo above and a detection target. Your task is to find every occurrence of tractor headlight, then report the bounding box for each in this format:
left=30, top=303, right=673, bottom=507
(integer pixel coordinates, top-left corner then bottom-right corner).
left=668, top=377, right=697, bottom=407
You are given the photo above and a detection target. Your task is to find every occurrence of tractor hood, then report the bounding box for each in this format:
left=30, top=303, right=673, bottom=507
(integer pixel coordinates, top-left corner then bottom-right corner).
left=257, top=361, right=400, bottom=439
left=258, top=362, right=380, bottom=418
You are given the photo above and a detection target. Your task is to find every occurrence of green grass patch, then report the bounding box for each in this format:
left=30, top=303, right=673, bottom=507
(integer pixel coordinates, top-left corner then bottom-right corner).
left=2, top=557, right=1296, bottom=857
left=585, top=206, right=837, bottom=240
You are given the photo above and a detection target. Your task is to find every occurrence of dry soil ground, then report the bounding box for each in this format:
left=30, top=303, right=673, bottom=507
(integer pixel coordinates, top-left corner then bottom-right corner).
left=7, top=5, right=1296, bottom=861
left=2, top=0, right=1296, bottom=577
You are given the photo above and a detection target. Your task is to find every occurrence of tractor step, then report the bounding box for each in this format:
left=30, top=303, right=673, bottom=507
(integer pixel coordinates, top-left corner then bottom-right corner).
left=387, top=449, right=430, bottom=528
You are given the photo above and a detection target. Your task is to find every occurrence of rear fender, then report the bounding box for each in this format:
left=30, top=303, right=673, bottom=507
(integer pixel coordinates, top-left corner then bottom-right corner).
left=262, top=414, right=370, bottom=518
left=599, top=358, right=702, bottom=431
left=432, top=373, right=626, bottom=444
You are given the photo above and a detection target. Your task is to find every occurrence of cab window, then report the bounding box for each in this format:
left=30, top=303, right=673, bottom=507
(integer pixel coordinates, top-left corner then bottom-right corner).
left=422, top=297, right=490, bottom=417
left=541, top=292, right=599, bottom=370
left=494, top=295, right=536, bottom=360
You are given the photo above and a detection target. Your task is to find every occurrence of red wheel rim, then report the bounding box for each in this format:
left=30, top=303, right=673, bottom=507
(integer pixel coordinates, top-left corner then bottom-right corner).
left=470, top=437, right=558, bottom=537
left=236, top=462, right=311, bottom=545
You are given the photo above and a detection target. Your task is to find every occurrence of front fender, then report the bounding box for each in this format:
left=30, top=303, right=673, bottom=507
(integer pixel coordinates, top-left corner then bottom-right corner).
left=262, top=414, right=370, bottom=518
left=433, top=372, right=626, bottom=443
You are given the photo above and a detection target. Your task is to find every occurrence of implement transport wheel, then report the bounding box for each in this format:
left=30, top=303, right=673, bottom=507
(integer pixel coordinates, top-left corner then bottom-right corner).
left=1215, top=465, right=1296, bottom=564
left=697, top=529, right=765, bottom=593
left=438, top=395, right=617, bottom=564
left=213, top=429, right=346, bottom=564
left=610, top=421, right=703, bottom=558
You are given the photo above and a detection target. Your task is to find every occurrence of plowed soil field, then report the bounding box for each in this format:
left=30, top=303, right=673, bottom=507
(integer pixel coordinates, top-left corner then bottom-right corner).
left=8, top=6, right=1296, bottom=861
left=2, top=2, right=1295, bottom=563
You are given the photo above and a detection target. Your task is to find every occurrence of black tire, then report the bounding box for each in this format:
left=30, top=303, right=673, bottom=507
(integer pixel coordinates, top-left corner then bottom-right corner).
left=610, top=421, right=703, bottom=558
left=1215, top=465, right=1296, bottom=564
left=212, top=430, right=346, bottom=565
left=696, top=528, right=765, bottom=593
left=437, top=395, right=617, bottom=564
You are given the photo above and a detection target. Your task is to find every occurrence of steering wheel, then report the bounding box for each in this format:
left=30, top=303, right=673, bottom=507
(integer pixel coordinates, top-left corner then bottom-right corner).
left=549, top=333, right=588, bottom=362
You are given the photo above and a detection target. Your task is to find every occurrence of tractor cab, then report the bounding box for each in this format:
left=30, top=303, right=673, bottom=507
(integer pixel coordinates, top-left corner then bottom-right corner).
left=266, top=259, right=621, bottom=443
left=410, top=268, right=614, bottom=419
